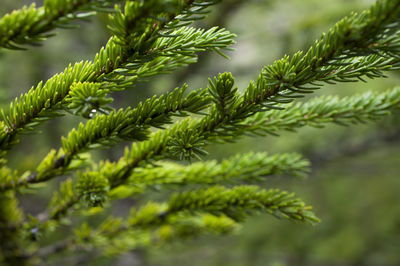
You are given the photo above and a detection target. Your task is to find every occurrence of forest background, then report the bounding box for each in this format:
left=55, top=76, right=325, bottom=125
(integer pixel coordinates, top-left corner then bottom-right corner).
left=1, top=0, right=399, bottom=265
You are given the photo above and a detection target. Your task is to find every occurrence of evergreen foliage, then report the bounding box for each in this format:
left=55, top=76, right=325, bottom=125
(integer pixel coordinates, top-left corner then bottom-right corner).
left=0, top=0, right=399, bottom=265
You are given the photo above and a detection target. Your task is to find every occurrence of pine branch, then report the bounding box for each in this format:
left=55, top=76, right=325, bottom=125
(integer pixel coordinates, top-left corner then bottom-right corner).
left=57, top=152, right=309, bottom=211
left=39, top=185, right=317, bottom=259
left=4, top=0, right=400, bottom=191
left=117, top=13, right=400, bottom=170
left=33, top=152, right=309, bottom=227
left=0, top=85, right=211, bottom=191
left=240, top=87, right=400, bottom=136
left=63, top=86, right=209, bottom=155
left=4, top=0, right=400, bottom=264
left=0, top=0, right=121, bottom=50
left=242, top=0, right=400, bottom=108
left=126, top=152, right=309, bottom=191
left=0, top=1, right=233, bottom=158
left=96, top=78, right=400, bottom=189
left=25, top=84, right=400, bottom=231
left=19, top=179, right=80, bottom=227
left=34, top=213, right=237, bottom=260
left=128, top=186, right=319, bottom=226
left=6, top=86, right=211, bottom=219
left=39, top=185, right=316, bottom=249
left=105, top=122, right=190, bottom=187
left=47, top=179, right=79, bottom=221
left=5, top=179, right=79, bottom=231
left=96, top=214, right=238, bottom=255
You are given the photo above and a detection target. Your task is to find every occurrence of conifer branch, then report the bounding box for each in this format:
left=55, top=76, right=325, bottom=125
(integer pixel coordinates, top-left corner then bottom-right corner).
left=97, top=214, right=238, bottom=254
left=128, top=186, right=319, bottom=226
left=37, top=185, right=318, bottom=245
left=47, top=179, right=79, bottom=221
left=0, top=1, right=233, bottom=159
left=38, top=185, right=317, bottom=259
left=0, top=0, right=121, bottom=50
left=128, top=152, right=309, bottom=189
left=152, top=213, right=238, bottom=241
left=29, top=86, right=400, bottom=228
left=61, top=85, right=210, bottom=158
left=240, top=87, right=400, bottom=136
left=0, top=85, right=212, bottom=191
left=35, top=213, right=237, bottom=260
left=97, top=81, right=400, bottom=189
left=4, top=0, right=400, bottom=191
left=2, top=1, right=400, bottom=263
left=35, top=152, right=309, bottom=226
left=242, top=0, right=400, bottom=108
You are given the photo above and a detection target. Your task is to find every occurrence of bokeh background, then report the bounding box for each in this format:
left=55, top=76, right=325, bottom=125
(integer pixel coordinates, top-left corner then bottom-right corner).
left=1, top=0, right=400, bottom=265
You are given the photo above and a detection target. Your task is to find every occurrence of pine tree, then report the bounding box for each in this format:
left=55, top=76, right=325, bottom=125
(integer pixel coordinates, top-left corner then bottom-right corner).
left=0, top=0, right=400, bottom=265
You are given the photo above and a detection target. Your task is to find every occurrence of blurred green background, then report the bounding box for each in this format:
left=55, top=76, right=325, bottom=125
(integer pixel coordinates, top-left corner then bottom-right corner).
left=1, top=0, right=400, bottom=265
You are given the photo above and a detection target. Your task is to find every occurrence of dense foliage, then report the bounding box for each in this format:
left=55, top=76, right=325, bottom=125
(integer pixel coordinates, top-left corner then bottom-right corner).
left=0, top=0, right=400, bottom=265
